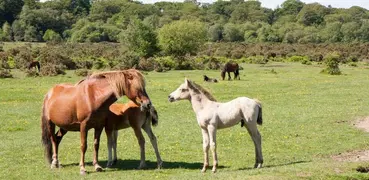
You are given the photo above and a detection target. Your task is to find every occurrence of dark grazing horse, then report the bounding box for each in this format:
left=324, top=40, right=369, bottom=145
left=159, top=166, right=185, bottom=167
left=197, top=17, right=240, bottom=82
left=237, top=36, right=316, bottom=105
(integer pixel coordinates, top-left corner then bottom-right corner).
left=221, top=62, right=240, bottom=81
left=203, top=75, right=218, bottom=83
left=28, top=61, right=41, bottom=72
left=41, top=69, right=152, bottom=175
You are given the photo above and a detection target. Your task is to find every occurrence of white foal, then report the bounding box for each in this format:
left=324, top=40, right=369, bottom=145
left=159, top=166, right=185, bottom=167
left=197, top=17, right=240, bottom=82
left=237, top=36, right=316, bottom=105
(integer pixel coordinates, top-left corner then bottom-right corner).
left=168, top=78, right=263, bottom=173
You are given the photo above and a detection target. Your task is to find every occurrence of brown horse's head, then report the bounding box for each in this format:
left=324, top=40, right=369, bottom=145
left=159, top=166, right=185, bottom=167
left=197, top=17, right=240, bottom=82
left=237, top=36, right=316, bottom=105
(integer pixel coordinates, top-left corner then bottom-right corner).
left=90, top=69, right=152, bottom=110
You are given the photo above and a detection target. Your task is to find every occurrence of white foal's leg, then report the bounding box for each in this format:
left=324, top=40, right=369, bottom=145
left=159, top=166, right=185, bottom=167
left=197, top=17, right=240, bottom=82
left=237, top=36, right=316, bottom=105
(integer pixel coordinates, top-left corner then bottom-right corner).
left=133, top=127, right=146, bottom=169
left=245, top=122, right=263, bottom=168
left=201, top=128, right=210, bottom=173
left=143, top=124, right=163, bottom=169
left=208, top=125, right=218, bottom=173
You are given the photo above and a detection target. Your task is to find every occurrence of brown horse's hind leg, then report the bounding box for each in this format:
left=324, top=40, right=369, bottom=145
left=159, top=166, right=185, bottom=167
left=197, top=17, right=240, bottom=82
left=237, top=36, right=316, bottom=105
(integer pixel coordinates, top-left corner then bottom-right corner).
left=227, top=72, right=231, bottom=80
left=54, top=128, right=67, bottom=168
left=93, top=127, right=103, bottom=172
left=48, top=122, right=60, bottom=169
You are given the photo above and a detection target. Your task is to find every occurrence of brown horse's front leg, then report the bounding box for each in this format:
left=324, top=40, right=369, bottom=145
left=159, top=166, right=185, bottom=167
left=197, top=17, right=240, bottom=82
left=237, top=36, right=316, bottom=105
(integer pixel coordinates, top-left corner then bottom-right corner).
left=93, top=127, right=103, bottom=172
left=79, top=124, right=88, bottom=175
left=227, top=72, right=231, bottom=80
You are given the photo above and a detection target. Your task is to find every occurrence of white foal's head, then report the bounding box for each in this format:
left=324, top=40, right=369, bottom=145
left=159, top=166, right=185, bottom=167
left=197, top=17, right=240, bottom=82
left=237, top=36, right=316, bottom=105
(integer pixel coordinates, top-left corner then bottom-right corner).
left=168, top=78, right=192, bottom=102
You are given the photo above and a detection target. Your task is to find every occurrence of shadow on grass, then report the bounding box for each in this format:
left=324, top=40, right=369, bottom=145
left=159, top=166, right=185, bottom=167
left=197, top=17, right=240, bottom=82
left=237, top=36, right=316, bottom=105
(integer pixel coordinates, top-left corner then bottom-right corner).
left=62, top=159, right=227, bottom=171
left=237, top=160, right=311, bottom=171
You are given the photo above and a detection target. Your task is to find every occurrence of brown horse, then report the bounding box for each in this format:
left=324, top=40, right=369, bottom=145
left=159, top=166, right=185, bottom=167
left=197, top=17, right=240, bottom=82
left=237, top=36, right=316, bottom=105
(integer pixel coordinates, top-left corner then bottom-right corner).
left=28, top=60, right=41, bottom=72
left=105, top=101, right=163, bottom=169
left=221, top=62, right=240, bottom=80
left=41, top=69, right=151, bottom=175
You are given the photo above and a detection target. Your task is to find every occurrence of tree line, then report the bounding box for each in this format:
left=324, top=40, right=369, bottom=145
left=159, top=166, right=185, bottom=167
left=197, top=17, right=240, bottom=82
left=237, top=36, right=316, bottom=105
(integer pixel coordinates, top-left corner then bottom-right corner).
left=1, top=0, right=369, bottom=57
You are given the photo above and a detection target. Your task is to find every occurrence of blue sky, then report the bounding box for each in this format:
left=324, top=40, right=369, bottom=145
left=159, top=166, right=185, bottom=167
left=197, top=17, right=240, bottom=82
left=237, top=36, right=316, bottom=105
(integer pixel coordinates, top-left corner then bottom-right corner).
left=39, top=0, right=369, bottom=10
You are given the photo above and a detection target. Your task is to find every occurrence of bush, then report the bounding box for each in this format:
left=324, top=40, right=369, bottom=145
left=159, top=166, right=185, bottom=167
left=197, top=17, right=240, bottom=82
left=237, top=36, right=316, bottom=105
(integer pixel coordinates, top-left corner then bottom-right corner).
left=92, top=57, right=108, bottom=70
left=301, top=59, right=312, bottom=65
left=245, top=56, right=268, bottom=64
left=154, top=56, right=176, bottom=72
left=0, top=69, right=13, bottom=78
left=14, top=49, right=32, bottom=69
left=40, top=63, right=66, bottom=76
left=75, top=69, right=90, bottom=77
left=113, top=52, right=140, bottom=70
left=348, top=62, right=358, bottom=67
left=26, top=69, right=40, bottom=77
left=321, top=52, right=341, bottom=75
left=138, top=57, right=155, bottom=71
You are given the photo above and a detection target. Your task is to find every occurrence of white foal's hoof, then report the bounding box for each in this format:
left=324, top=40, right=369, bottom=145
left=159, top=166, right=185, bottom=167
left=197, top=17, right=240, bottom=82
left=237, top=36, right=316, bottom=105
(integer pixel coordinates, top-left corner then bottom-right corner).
left=157, top=161, right=163, bottom=169
left=254, top=163, right=262, bottom=168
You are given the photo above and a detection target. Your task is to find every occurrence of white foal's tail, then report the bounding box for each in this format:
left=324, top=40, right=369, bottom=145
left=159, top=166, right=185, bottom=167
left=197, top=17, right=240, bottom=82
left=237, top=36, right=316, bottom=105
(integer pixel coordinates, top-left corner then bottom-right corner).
left=257, top=104, right=262, bottom=125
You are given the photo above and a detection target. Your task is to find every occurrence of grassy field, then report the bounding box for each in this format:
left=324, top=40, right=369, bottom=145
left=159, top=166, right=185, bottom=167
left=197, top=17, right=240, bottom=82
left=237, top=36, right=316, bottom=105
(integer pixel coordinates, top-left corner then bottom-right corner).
left=1, top=62, right=369, bottom=179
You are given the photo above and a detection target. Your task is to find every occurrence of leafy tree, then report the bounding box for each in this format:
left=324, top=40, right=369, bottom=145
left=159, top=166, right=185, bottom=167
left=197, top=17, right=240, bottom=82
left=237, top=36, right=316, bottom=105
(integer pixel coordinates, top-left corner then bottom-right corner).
left=158, top=20, right=206, bottom=57
left=223, top=23, right=243, bottom=42
left=43, top=29, right=62, bottom=42
left=340, top=22, right=361, bottom=42
left=0, top=0, right=24, bottom=25
left=120, top=19, right=159, bottom=57
left=1, top=21, right=11, bottom=41
left=24, top=0, right=40, bottom=9
left=319, top=22, right=342, bottom=42
left=24, top=26, right=39, bottom=42
left=276, top=0, right=304, bottom=16
left=12, top=20, right=26, bottom=41
left=208, top=24, right=223, bottom=42
left=297, top=3, right=328, bottom=26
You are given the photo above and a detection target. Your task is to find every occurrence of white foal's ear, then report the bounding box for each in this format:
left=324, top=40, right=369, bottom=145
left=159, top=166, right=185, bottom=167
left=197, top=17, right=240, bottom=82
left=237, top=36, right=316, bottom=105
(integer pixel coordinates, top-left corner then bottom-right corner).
left=184, top=77, right=189, bottom=86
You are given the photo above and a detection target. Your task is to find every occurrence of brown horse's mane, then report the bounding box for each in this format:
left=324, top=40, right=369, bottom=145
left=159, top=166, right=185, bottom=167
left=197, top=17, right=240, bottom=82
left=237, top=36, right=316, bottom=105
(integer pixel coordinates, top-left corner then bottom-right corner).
left=188, top=80, right=217, bottom=102
left=88, top=69, right=146, bottom=98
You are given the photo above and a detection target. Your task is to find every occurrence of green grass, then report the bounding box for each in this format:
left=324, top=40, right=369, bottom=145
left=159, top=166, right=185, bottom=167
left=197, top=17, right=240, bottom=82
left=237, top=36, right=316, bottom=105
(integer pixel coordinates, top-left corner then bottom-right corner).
left=1, top=62, right=369, bottom=179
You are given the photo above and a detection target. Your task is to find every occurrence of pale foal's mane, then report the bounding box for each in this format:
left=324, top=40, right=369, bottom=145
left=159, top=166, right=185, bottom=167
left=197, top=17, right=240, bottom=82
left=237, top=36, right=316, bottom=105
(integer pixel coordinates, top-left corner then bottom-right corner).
left=188, top=80, right=217, bottom=102
left=89, top=69, right=146, bottom=98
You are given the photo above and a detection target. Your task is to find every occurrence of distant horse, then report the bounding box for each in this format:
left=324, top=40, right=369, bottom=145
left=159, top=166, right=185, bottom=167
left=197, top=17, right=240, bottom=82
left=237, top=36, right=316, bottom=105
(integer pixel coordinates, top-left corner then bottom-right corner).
left=105, top=101, right=162, bottom=169
left=28, top=61, right=40, bottom=72
left=168, top=78, right=263, bottom=173
left=203, top=75, right=218, bottom=83
left=221, top=62, right=240, bottom=80
left=41, top=69, right=152, bottom=175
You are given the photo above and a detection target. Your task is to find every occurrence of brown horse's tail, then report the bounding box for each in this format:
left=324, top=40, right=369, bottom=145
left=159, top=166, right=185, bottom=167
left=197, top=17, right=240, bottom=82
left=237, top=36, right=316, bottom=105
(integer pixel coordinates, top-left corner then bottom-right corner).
left=149, top=105, right=158, bottom=126
left=257, top=104, right=262, bottom=125
left=41, top=94, right=52, bottom=164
